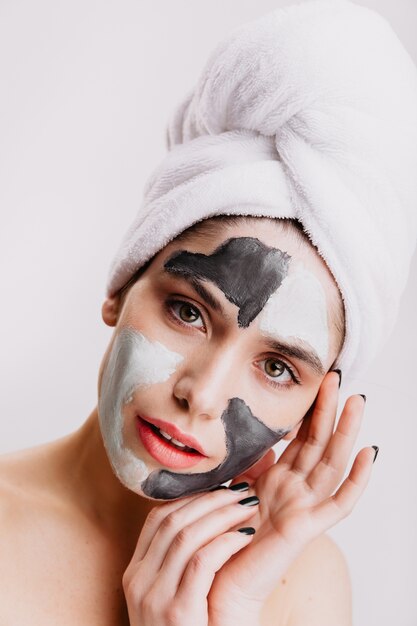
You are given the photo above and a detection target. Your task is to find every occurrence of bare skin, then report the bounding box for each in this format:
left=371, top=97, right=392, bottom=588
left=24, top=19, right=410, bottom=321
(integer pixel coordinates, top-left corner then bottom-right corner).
left=0, top=220, right=371, bottom=625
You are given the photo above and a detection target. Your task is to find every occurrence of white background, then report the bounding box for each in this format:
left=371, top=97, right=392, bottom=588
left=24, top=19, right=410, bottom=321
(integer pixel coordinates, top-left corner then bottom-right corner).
left=0, top=1, right=416, bottom=624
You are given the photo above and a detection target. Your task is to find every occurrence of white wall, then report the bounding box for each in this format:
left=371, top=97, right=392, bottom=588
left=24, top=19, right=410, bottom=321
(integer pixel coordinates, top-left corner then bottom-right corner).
left=0, top=1, right=416, bottom=624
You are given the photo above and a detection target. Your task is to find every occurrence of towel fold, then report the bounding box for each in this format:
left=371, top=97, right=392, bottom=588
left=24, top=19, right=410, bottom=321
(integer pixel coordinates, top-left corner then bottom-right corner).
left=107, top=0, right=417, bottom=376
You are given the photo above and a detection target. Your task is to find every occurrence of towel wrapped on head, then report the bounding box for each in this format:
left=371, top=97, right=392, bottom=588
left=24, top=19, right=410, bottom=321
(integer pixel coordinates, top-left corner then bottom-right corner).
left=107, top=0, right=417, bottom=377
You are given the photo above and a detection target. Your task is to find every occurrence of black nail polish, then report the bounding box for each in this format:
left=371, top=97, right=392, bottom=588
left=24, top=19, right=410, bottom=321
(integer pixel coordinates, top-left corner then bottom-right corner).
left=238, top=527, right=256, bottom=535
left=372, top=445, right=379, bottom=463
left=238, top=496, right=259, bottom=507
left=359, top=394, right=367, bottom=402
left=229, top=482, right=249, bottom=492
left=332, top=369, right=342, bottom=388
left=210, top=485, right=228, bottom=491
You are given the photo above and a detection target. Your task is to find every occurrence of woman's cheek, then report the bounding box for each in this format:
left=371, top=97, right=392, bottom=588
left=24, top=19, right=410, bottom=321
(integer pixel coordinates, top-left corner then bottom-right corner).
left=97, top=327, right=184, bottom=495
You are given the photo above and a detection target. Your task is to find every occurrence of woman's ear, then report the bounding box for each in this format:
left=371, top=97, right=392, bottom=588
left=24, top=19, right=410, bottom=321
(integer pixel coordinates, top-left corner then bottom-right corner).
left=102, top=296, right=121, bottom=327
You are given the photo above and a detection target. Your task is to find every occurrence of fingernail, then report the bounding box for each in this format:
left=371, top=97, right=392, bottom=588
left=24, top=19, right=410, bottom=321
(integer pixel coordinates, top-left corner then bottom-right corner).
left=332, top=369, right=342, bottom=388
left=238, top=527, right=256, bottom=535
left=229, top=482, right=249, bottom=492
left=210, top=485, right=228, bottom=491
left=238, top=496, right=259, bottom=507
left=359, top=394, right=367, bottom=402
left=372, top=445, right=379, bottom=463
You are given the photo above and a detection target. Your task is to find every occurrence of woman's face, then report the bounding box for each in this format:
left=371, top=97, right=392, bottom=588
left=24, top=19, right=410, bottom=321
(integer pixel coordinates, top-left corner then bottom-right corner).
left=98, top=220, right=343, bottom=500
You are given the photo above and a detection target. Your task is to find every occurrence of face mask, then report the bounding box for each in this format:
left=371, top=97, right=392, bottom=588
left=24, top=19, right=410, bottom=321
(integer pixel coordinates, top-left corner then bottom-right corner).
left=99, top=237, right=328, bottom=499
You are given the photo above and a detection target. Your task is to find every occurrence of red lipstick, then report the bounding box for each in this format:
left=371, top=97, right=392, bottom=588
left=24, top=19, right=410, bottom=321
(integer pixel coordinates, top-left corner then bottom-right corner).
left=142, top=416, right=207, bottom=455
left=136, top=415, right=207, bottom=470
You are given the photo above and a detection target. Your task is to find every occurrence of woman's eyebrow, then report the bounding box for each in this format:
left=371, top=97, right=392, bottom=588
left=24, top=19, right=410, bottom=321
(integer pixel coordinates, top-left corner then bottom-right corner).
left=264, top=338, right=325, bottom=375
left=160, top=268, right=227, bottom=315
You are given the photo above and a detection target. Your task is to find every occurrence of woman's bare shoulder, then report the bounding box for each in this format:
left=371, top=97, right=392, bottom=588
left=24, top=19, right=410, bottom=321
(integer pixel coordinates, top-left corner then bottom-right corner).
left=0, top=446, right=48, bottom=529
left=0, top=444, right=52, bottom=497
left=0, top=441, right=68, bottom=536
left=261, top=533, right=352, bottom=626
left=0, top=448, right=35, bottom=509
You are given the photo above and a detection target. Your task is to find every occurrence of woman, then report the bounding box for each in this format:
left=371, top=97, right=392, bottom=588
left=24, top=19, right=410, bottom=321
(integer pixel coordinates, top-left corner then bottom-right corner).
left=0, top=213, right=370, bottom=626
left=1, top=1, right=416, bottom=624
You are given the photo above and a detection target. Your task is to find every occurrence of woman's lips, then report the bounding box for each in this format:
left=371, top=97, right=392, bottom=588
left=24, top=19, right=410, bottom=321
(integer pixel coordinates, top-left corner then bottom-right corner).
left=136, top=416, right=207, bottom=470
left=140, top=415, right=207, bottom=455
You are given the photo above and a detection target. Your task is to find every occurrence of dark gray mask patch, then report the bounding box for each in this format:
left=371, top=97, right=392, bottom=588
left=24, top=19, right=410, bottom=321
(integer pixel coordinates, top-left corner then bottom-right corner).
left=164, top=237, right=290, bottom=327
left=141, top=397, right=290, bottom=500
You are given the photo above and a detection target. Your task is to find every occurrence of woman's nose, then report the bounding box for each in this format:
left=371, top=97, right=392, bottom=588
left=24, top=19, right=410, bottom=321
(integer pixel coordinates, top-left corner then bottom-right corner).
left=172, top=348, right=237, bottom=420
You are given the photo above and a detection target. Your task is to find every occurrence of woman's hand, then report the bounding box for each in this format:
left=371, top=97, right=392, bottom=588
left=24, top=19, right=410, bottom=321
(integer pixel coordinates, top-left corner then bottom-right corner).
left=208, top=371, right=374, bottom=624
left=123, top=371, right=375, bottom=625
left=122, top=485, right=260, bottom=625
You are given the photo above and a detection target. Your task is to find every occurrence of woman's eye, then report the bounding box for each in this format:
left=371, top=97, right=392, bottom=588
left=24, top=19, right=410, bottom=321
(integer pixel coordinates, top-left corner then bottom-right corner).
left=169, top=301, right=205, bottom=328
left=262, top=358, right=293, bottom=384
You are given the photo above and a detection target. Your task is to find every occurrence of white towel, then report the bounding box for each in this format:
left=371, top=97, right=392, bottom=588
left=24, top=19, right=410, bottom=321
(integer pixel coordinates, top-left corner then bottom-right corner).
left=107, top=0, right=417, bottom=377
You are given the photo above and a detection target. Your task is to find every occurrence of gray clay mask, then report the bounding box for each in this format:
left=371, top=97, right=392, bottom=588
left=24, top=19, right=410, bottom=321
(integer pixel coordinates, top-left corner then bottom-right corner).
left=164, top=237, right=291, bottom=327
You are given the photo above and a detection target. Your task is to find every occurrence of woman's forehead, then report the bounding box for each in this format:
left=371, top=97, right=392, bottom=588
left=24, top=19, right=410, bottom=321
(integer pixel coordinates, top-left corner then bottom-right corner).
left=157, top=220, right=337, bottom=300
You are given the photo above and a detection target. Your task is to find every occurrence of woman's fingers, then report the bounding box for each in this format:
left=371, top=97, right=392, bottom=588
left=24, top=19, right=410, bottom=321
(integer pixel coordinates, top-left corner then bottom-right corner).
left=132, top=492, right=203, bottom=562
left=306, top=393, right=366, bottom=495
left=279, top=371, right=340, bottom=474
left=177, top=530, right=254, bottom=602
left=137, top=488, right=253, bottom=573
left=132, top=530, right=255, bottom=625
left=148, top=493, right=259, bottom=596
left=311, top=445, right=374, bottom=531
